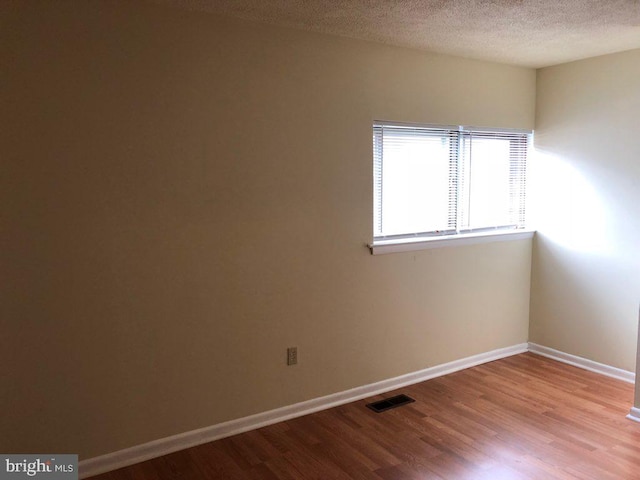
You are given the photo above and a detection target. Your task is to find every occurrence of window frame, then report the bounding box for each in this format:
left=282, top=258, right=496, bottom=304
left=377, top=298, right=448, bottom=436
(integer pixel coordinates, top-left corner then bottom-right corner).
left=370, top=121, right=533, bottom=254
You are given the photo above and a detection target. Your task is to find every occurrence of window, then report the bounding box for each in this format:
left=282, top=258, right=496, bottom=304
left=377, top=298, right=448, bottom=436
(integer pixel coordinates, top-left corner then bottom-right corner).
left=373, top=122, right=530, bottom=242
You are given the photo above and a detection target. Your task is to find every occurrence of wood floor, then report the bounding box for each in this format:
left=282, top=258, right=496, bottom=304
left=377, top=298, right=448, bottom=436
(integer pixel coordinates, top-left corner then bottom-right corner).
left=90, top=353, right=640, bottom=480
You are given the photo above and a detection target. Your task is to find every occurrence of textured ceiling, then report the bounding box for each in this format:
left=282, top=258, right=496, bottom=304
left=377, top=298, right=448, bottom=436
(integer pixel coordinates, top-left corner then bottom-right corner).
left=152, top=0, right=640, bottom=68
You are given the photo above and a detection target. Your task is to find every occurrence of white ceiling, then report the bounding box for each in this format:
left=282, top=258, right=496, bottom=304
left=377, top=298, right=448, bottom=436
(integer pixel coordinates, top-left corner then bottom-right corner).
left=153, top=0, right=640, bottom=68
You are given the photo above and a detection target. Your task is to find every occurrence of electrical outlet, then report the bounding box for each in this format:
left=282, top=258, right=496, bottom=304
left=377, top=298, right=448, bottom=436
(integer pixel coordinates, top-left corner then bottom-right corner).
left=287, top=347, right=298, bottom=365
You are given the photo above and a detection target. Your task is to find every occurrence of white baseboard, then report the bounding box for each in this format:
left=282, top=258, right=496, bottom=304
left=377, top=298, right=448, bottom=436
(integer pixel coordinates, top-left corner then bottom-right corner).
left=627, top=407, right=640, bottom=423
left=79, top=342, right=528, bottom=478
left=528, top=342, right=635, bottom=384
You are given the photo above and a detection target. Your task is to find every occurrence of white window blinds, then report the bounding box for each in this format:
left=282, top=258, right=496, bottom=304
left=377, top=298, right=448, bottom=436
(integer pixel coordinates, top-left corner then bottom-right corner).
left=373, top=123, right=530, bottom=239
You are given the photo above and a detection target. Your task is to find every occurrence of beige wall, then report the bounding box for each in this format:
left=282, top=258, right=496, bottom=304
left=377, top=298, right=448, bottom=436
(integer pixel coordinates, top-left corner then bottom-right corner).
left=637, top=312, right=640, bottom=406
left=531, top=49, right=640, bottom=372
left=2, top=1, right=535, bottom=458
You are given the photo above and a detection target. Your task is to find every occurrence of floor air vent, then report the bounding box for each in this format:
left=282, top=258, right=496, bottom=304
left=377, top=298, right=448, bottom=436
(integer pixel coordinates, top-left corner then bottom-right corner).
left=366, top=394, right=415, bottom=413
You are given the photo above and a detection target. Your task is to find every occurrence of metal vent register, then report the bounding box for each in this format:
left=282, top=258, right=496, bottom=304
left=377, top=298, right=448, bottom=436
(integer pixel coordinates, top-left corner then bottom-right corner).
left=366, top=394, right=415, bottom=413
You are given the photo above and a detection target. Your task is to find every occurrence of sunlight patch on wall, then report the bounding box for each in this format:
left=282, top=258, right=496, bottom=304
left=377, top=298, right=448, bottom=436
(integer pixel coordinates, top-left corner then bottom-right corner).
left=529, top=149, right=611, bottom=256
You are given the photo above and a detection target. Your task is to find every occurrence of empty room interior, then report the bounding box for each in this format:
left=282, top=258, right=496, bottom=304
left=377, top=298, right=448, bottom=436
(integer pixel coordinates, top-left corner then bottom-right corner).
left=4, top=0, right=640, bottom=478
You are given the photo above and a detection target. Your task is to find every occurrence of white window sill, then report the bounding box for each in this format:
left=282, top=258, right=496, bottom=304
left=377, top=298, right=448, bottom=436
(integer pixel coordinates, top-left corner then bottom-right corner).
left=368, top=229, right=535, bottom=255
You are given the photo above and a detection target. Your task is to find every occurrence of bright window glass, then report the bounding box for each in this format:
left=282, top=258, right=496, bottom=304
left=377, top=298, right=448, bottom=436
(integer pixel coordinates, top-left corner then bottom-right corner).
left=374, top=123, right=530, bottom=239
